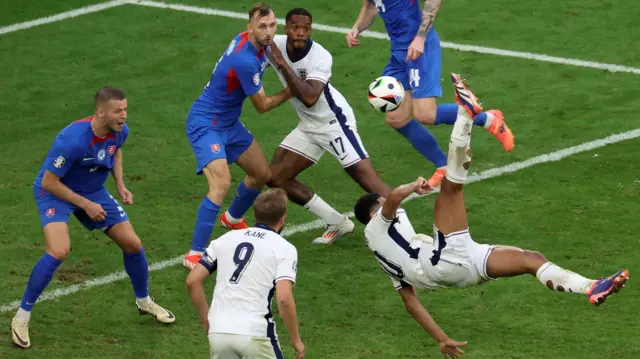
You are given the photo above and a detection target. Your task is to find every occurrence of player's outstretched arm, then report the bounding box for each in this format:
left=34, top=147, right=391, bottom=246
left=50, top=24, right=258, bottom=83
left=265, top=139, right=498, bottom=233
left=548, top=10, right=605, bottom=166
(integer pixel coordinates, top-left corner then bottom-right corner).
left=381, top=177, right=431, bottom=220
left=186, top=262, right=214, bottom=335
left=249, top=86, right=292, bottom=114
left=398, top=286, right=467, bottom=358
left=110, top=149, right=133, bottom=204
left=346, top=0, right=378, bottom=48
left=41, top=170, right=107, bottom=221
left=276, top=280, right=305, bottom=359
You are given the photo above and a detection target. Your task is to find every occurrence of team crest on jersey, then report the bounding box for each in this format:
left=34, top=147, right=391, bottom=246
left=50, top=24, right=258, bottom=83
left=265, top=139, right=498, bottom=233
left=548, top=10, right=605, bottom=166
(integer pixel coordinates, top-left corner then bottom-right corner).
left=211, top=144, right=221, bottom=153
left=253, top=73, right=260, bottom=86
left=45, top=208, right=55, bottom=218
left=297, top=69, right=307, bottom=80
left=97, top=149, right=106, bottom=161
left=53, top=156, right=66, bottom=168
left=107, top=145, right=116, bottom=155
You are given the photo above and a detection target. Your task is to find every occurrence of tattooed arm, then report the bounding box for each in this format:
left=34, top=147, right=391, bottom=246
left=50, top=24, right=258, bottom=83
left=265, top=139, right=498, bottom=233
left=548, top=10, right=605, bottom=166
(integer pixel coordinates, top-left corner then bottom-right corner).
left=416, top=0, right=441, bottom=38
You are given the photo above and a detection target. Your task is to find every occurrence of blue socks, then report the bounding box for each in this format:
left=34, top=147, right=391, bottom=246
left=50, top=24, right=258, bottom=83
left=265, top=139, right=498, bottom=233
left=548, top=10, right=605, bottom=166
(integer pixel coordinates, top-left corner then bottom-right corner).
left=228, top=180, right=262, bottom=220
left=395, top=119, right=447, bottom=168
left=191, top=196, right=221, bottom=252
left=123, top=249, right=149, bottom=299
left=435, top=103, right=488, bottom=127
left=19, top=253, right=62, bottom=312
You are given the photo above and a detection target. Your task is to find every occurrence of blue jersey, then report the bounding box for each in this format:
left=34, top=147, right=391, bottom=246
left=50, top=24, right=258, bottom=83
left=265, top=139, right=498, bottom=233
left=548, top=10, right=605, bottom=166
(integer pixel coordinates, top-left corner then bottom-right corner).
left=370, top=0, right=433, bottom=51
left=34, top=116, right=129, bottom=195
left=190, top=32, right=268, bottom=128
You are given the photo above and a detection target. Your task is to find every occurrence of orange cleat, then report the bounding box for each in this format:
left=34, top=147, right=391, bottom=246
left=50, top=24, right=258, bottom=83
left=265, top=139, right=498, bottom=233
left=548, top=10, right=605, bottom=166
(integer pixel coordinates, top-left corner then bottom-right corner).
left=485, top=110, right=515, bottom=152
left=219, top=212, right=249, bottom=230
left=586, top=269, right=629, bottom=306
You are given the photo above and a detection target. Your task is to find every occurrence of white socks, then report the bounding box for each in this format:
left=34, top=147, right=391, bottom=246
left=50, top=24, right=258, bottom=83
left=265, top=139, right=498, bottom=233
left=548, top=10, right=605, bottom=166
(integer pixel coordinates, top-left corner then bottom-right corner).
left=304, top=194, right=345, bottom=225
left=536, top=262, right=594, bottom=294
left=15, top=308, right=31, bottom=321
left=224, top=211, right=242, bottom=224
left=136, top=296, right=152, bottom=306
left=446, top=106, right=474, bottom=184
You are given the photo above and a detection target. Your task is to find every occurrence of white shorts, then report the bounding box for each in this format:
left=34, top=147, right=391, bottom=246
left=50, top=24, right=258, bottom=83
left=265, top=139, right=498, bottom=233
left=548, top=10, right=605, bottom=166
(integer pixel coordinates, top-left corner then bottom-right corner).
left=209, top=333, right=283, bottom=359
left=416, top=227, right=496, bottom=289
left=280, top=112, right=369, bottom=168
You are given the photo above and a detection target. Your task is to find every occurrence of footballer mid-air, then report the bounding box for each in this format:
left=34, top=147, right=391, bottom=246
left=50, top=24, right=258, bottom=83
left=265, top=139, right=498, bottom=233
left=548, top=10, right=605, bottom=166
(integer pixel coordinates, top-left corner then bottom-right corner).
left=12, top=87, right=175, bottom=349
left=265, top=8, right=392, bottom=244
left=353, top=75, right=629, bottom=358
left=184, top=4, right=292, bottom=269
left=347, top=0, right=515, bottom=192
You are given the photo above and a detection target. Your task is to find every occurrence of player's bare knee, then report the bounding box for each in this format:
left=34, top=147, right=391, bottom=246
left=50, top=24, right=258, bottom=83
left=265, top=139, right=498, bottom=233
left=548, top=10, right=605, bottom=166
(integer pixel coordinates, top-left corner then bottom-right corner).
left=523, top=250, right=547, bottom=272
left=253, top=167, right=272, bottom=187
left=413, top=109, right=437, bottom=125
left=384, top=110, right=411, bottom=129
left=121, top=238, right=143, bottom=253
left=47, top=247, right=70, bottom=261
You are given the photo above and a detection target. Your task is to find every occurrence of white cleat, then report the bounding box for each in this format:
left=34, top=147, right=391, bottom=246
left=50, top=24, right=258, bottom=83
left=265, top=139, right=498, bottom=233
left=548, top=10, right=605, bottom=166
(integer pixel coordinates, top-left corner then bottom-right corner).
left=312, top=216, right=355, bottom=245
left=136, top=298, right=176, bottom=324
left=11, top=316, right=30, bottom=349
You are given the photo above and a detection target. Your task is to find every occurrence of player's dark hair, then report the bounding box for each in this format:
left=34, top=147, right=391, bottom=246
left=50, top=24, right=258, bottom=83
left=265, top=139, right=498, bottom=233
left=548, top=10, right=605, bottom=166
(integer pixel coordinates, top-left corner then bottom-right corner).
left=254, top=188, right=288, bottom=226
left=285, top=8, right=312, bottom=23
left=248, top=3, right=273, bottom=21
left=354, top=193, right=382, bottom=225
left=94, top=86, right=126, bottom=106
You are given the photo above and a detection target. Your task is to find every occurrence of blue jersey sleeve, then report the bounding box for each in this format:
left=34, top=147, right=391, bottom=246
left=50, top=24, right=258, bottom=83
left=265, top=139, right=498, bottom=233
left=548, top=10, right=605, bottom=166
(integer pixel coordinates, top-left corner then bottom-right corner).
left=236, top=58, right=262, bottom=96
left=120, top=124, right=129, bottom=147
left=44, top=135, right=81, bottom=178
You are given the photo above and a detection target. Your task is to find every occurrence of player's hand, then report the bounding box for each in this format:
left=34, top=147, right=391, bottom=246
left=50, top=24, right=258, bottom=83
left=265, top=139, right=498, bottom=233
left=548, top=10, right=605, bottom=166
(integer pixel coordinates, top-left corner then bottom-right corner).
left=414, top=176, right=431, bottom=195
left=266, top=44, right=286, bottom=69
left=345, top=28, right=360, bottom=48
left=83, top=201, right=107, bottom=221
left=118, top=186, right=133, bottom=205
left=406, top=35, right=425, bottom=61
left=438, top=338, right=467, bottom=359
left=291, top=338, right=305, bottom=359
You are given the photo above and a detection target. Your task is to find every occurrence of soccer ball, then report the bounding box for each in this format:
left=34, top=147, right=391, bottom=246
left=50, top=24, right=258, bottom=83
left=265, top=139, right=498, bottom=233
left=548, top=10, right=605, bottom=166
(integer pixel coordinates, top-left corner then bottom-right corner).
left=367, top=76, right=405, bottom=113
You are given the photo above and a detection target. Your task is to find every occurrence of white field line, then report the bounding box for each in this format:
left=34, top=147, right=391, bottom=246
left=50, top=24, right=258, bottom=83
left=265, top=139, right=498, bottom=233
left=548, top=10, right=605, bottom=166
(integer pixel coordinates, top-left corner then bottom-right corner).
left=129, top=0, right=640, bottom=75
left=0, top=0, right=127, bottom=35
left=1, top=128, right=639, bottom=313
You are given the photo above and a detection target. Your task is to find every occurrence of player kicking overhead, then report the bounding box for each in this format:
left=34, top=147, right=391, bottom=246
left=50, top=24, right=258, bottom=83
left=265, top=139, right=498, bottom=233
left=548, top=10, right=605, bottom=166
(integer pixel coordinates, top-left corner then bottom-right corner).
left=353, top=75, right=629, bottom=358
left=346, top=0, right=514, bottom=191
left=265, top=8, right=393, bottom=244
left=11, top=87, right=175, bottom=349
left=184, top=3, right=292, bottom=269
left=187, top=189, right=305, bottom=359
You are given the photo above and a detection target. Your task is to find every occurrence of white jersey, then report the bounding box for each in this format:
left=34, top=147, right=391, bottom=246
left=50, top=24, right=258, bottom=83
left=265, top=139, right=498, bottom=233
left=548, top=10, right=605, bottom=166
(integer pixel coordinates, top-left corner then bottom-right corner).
left=365, top=208, right=496, bottom=290
left=268, top=35, right=354, bottom=132
left=201, top=225, right=298, bottom=338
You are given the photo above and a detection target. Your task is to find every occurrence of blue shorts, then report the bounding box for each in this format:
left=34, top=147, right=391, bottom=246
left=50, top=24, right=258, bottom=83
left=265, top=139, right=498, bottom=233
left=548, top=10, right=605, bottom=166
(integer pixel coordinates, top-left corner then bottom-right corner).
left=186, top=110, right=254, bottom=174
left=383, top=28, right=442, bottom=99
left=34, top=186, right=129, bottom=232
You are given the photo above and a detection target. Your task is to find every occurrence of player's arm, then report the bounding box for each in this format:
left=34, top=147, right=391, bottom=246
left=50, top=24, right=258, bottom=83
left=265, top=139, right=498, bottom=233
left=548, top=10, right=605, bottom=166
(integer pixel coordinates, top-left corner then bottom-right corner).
left=110, top=149, right=124, bottom=187
left=275, top=245, right=305, bottom=358
left=381, top=177, right=430, bottom=220
left=416, top=0, right=442, bottom=38
left=41, top=170, right=95, bottom=211
left=186, top=250, right=217, bottom=333
left=352, top=0, right=378, bottom=34
left=249, top=86, right=292, bottom=114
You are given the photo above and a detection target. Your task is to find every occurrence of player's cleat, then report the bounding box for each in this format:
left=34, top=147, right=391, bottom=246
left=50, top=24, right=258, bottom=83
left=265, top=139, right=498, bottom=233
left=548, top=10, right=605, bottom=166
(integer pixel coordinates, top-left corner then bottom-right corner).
left=11, top=316, right=30, bottom=349
left=183, top=251, right=203, bottom=270
left=485, top=110, right=515, bottom=152
left=312, top=216, right=355, bottom=245
left=136, top=298, right=176, bottom=324
left=451, top=73, right=483, bottom=118
left=220, top=212, right=249, bottom=230
left=586, top=269, right=629, bottom=306
left=426, top=168, right=446, bottom=192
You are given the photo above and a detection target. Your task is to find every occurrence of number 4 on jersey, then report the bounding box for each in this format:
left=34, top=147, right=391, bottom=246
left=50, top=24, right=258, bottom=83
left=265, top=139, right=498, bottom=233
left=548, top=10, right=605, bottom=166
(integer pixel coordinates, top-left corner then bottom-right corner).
left=230, top=242, right=255, bottom=284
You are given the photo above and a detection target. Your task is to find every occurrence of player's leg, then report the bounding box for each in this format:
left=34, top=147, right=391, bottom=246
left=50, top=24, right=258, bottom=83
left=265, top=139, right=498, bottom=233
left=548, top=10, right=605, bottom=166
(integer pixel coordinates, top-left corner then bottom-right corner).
left=485, top=245, right=629, bottom=305
left=221, top=123, right=271, bottom=229
left=382, top=51, right=447, bottom=189
left=86, top=189, right=175, bottom=323
left=12, top=192, right=74, bottom=348
left=410, top=29, right=514, bottom=152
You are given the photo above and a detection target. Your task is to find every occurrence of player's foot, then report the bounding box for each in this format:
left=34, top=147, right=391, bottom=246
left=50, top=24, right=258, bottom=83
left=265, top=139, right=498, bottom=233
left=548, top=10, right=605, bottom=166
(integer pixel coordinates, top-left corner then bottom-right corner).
left=220, top=212, right=249, bottom=230
left=485, top=110, right=515, bottom=152
left=451, top=73, right=483, bottom=118
left=312, top=216, right=355, bottom=245
left=136, top=298, right=176, bottom=324
left=425, top=168, right=446, bottom=192
left=586, top=269, right=629, bottom=306
left=183, top=250, right=203, bottom=270
left=11, top=316, right=30, bottom=348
